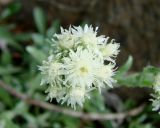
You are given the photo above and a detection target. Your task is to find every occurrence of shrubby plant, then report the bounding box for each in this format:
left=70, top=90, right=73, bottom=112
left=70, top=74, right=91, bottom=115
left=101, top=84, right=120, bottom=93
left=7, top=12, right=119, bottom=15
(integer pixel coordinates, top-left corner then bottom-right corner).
left=0, top=5, right=160, bottom=128
left=38, top=24, right=160, bottom=112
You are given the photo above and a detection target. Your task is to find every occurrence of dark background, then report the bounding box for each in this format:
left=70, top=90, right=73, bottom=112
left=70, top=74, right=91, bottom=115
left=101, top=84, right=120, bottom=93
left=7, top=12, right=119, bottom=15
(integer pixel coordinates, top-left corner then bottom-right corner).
left=1, top=0, right=160, bottom=70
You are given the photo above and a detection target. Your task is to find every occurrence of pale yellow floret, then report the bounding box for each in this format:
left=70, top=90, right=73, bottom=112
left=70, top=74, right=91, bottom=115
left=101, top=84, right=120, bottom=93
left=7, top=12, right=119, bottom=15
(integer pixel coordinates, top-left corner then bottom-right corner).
left=95, top=64, right=116, bottom=92
left=72, top=25, right=106, bottom=49
left=38, top=56, right=64, bottom=86
left=63, top=47, right=99, bottom=88
left=62, top=86, right=89, bottom=109
left=99, top=39, right=120, bottom=62
left=45, top=86, right=66, bottom=102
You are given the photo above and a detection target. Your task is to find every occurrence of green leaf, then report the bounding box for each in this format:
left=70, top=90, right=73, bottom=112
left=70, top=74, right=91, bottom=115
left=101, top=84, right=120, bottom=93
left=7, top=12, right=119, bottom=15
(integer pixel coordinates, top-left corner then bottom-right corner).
left=13, top=102, right=28, bottom=114
left=117, top=55, right=133, bottom=76
left=0, top=89, right=12, bottom=107
left=26, top=46, right=47, bottom=63
left=37, top=113, right=50, bottom=127
left=27, top=74, right=43, bottom=94
left=0, top=66, right=21, bottom=75
left=14, top=33, right=31, bottom=41
left=23, top=113, right=37, bottom=125
left=84, top=90, right=106, bottom=112
left=0, top=26, right=22, bottom=50
left=0, top=2, right=21, bottom=19
left=59, top=115, right=79, bottom=128
left=3, top=119, right=20, bottom=128
left=1, top=50, right=12, bottom=65
left=117, top=65, right=158, bottom=87
left=33, top=7, right=47, bottom=34
left=143, top=66, right=160, bottom=74
left=31, top=33, right=45, bottom=45
left=47, top=20, right=60, bottom=38
left=128, top=115, right=153, bottom=128
left=117, top=73, right=139, bottom=87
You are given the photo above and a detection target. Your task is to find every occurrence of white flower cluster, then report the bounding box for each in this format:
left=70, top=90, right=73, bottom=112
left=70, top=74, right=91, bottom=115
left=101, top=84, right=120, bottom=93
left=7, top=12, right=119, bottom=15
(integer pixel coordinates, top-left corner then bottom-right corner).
left=151, top=73, right=160, bottom=113
left=39, top=25, right=120, bottom=109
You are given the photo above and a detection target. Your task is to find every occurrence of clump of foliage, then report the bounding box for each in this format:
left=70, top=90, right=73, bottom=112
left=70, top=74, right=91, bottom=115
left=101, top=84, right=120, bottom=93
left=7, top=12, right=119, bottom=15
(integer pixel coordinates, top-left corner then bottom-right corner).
left=0, top=3, right=160, bottom=128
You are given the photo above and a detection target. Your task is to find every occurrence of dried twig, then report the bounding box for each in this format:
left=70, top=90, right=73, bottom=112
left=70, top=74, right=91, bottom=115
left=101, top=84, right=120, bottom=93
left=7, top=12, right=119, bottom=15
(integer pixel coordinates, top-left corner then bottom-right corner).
left=0, top=80, right=144, bottom=120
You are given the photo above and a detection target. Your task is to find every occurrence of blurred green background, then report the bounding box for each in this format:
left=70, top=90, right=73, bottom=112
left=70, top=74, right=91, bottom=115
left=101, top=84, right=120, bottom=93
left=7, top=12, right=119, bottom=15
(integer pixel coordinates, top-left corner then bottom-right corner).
left=0, top=0, right=160, bottom=128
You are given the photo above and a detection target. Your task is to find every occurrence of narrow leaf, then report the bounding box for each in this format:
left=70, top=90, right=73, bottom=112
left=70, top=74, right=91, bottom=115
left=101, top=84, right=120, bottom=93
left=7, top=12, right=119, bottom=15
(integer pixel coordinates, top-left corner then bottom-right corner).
left=33, top=7, right=46, bottom=34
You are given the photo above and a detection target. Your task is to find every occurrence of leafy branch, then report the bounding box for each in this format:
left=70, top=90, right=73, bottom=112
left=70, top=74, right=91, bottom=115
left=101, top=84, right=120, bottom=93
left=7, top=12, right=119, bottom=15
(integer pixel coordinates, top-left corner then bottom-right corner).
left=0, top=80, right=145, bottom=121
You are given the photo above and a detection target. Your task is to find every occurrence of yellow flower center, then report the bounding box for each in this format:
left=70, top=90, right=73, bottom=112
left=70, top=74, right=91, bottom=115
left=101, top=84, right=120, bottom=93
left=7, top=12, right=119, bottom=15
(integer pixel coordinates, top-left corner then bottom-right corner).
left=76, top=60, right=91, bottom=77
left=80, top=67, right=88, bottom=73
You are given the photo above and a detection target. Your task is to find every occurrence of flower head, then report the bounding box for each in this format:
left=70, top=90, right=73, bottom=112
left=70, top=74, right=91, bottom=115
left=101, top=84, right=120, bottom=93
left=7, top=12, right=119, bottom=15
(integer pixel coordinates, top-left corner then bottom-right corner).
left=99, top=39, right=120, bottom=62
left=39, top=24, right=120, bottom=109
left=72, top=25, right=106, bottom=49
left=95, top=63, right=116, bottom=92
left=53, top=27, right=77, bottom=50
left=63, top=47, right=99, bottom=88
left=38, top=55, right=64, bottom=86
left=61, top=86, right=90, bottom=109
left=45, top=86, right=65, bottom=102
